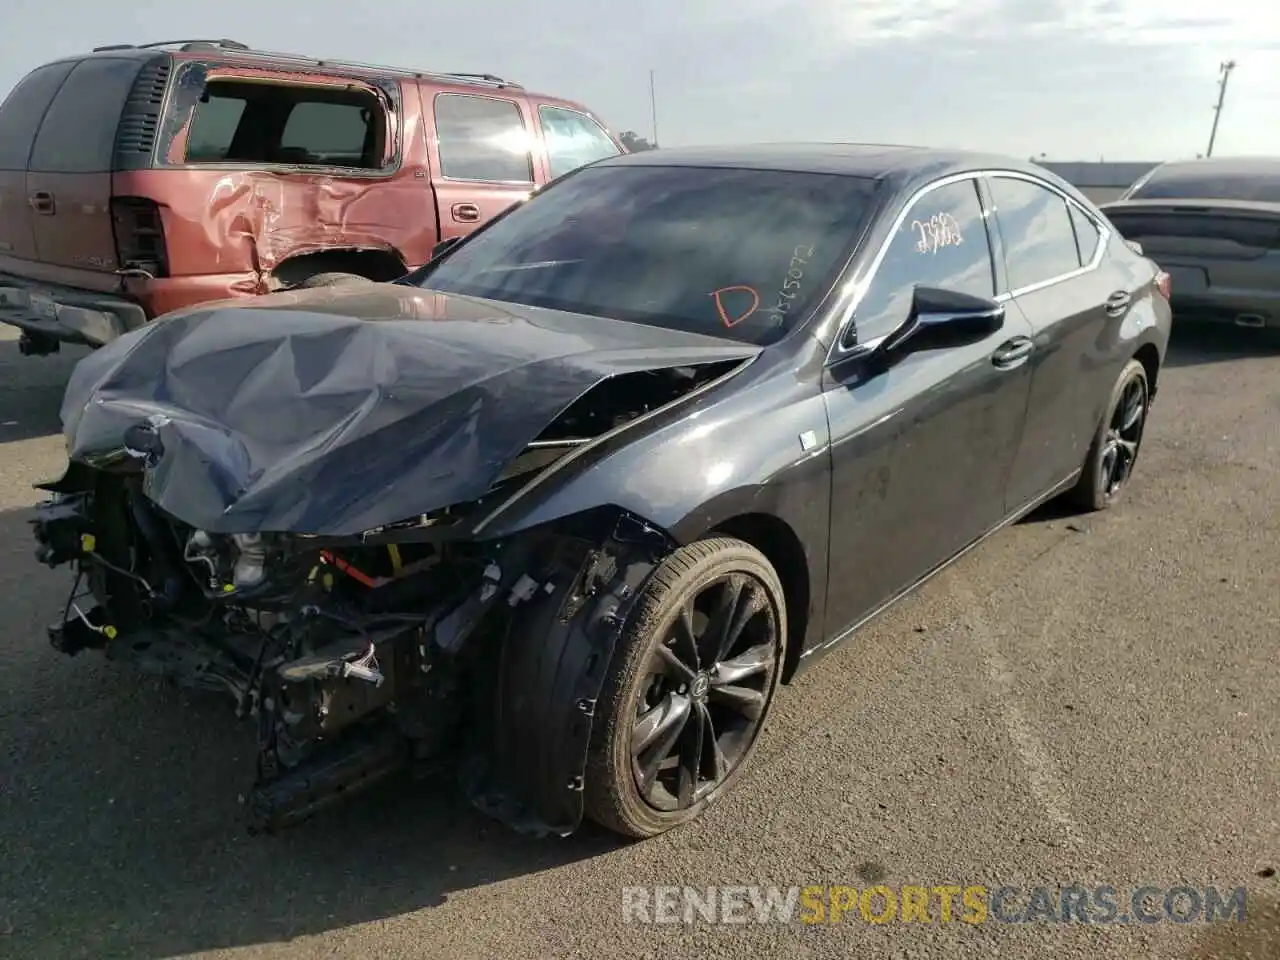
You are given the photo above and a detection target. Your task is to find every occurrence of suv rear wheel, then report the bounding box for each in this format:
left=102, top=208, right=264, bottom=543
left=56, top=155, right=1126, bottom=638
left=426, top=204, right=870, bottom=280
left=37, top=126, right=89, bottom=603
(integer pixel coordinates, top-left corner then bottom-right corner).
left=295, top=272, right=373, bottom=289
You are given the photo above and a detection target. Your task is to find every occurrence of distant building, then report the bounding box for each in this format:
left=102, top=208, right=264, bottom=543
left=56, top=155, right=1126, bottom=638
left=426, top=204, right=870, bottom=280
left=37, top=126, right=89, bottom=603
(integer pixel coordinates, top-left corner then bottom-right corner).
left=1035, top=161, right=1161, bottom=204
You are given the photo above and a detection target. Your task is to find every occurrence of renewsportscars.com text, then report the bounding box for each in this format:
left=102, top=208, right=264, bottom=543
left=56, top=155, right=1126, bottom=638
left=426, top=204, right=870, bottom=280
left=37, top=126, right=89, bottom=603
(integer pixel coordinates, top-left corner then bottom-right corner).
left=621, top=884, right=1249, bottom=925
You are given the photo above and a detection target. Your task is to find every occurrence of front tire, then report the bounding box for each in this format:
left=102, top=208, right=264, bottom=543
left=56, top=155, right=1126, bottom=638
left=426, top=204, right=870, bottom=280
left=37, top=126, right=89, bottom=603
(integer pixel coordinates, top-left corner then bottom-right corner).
left=1067, top=358, right=1150, bottom=511
left=583, top=537, right=787, bottom=838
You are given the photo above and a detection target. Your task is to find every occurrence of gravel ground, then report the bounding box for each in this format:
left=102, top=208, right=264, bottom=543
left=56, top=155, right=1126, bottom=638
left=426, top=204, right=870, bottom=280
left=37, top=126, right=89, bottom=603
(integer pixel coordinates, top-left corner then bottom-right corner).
left=0, top=322, right=1277, bottom=960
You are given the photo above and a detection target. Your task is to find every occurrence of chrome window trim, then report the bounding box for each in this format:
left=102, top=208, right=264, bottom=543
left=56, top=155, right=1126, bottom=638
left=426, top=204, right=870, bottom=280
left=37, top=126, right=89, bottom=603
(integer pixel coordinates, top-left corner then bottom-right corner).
left=829, top=167, right=1111, bottom=358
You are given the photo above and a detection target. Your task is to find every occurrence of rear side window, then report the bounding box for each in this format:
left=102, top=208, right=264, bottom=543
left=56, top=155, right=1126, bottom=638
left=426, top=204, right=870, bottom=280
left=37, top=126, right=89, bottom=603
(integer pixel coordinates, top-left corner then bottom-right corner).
left=280, top=101, right=372, bottom=165
left=186, top=92, right=247, bottom=162
left=852, top=178, right=995, bottom=342
left=434, top=93, right=532, bottom=182
left=990, top=176, right=1082, bottom=290
left=1068, top=203, right=1101, bottom=263
left=1129, top=169, right=1280, bottom=203
left=0, top=61, right=76, bottom=170
left=538, top=105, right=620, bottom=179
left=29, top=58, right=143, bottom=173
left=182, top=79, right=388, bottom=169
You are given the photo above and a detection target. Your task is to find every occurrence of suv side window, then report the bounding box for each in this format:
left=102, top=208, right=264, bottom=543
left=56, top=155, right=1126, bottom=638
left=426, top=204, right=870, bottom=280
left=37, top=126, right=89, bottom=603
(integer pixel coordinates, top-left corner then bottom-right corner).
left=1067, top=203, right=1101, bottom=264
left=0, top=61, right=76, bottom=170
left=280, top=101, right=373, bottom=166
left=434, top=93, right=532, bottom=182
left=538, top=105, right=620, bottom=180
left=989, top=176, right=1083, bottom=290
left=28, top=58, right=144, bottom=174
left=849, top=178, right=994, bottom=344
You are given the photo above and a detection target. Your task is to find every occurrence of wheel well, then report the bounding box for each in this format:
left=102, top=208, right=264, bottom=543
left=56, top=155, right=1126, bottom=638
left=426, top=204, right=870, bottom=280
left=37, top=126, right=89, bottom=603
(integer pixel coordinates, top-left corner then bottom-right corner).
left=1134, top=343, right=1160, bottom=395
left=709, top=513, right=810, bottom=684
left=271, top=248, right=408, bottom=286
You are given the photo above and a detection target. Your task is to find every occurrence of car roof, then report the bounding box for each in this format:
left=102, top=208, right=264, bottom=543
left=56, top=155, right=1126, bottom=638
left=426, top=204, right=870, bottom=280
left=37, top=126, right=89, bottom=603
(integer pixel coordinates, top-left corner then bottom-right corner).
left=46, top=42, right=534, bottom=98
left=598, top=142, right=1059, bottom=187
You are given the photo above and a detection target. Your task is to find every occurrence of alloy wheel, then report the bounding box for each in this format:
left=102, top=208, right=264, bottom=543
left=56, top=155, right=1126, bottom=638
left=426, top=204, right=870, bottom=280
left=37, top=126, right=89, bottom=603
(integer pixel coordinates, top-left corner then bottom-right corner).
left=1099, top=373, right=1148, bottom=499
left=629, top=572, right=780, bottom=811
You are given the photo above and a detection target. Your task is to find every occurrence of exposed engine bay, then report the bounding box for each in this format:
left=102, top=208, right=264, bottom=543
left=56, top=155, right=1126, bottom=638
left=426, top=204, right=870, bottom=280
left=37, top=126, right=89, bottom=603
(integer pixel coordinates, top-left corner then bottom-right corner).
left=31, top=358, right=742, bottom=835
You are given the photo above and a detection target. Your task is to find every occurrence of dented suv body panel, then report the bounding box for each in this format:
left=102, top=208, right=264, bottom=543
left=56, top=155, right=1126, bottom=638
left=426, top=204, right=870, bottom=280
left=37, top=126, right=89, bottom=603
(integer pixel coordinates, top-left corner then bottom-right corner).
left=0, top=40, right=623, bottom=354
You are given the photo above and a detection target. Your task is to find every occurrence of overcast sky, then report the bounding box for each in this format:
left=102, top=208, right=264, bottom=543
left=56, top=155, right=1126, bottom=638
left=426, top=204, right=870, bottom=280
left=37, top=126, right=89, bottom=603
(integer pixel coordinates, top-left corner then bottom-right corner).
left=3, top=0, right=1278, bottom=161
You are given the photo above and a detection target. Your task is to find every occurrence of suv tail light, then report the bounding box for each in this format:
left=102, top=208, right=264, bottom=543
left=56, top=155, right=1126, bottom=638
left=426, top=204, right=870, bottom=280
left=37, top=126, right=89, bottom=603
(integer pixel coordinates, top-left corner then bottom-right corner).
left=1155, top=269, right=1172, bottom=300
left=111, top=197, right=170, bottom=278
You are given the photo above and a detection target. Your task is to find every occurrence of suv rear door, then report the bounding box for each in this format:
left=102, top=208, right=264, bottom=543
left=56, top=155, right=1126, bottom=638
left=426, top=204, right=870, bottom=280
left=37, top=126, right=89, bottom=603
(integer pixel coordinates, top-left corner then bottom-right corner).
left=0, top=61, right=75, bottom=269
left=426, top=88, right=540, bottom=242
left=26, top=56, right=149, bottom=291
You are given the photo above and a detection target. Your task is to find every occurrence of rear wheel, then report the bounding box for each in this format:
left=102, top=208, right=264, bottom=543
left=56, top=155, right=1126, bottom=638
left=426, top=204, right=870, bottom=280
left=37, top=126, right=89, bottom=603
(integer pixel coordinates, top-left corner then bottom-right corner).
left=583, top=537, right=787, bottom=838
left=295, top=271, right=372, bottom=289
left=1067, top=358, right=1150, bottom=511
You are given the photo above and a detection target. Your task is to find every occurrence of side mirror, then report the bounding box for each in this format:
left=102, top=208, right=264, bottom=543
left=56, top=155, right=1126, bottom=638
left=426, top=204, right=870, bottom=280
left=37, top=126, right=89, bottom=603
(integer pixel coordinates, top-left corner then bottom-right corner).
left=877, top=286, right=1005, bottom=357
left=431, top=236, right=462, bottom=260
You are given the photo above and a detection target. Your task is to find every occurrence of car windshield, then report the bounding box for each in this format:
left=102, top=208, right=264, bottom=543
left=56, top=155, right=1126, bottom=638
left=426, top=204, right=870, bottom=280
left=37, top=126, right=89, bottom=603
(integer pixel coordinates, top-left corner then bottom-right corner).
left=414, top=163, right=879, bottom=345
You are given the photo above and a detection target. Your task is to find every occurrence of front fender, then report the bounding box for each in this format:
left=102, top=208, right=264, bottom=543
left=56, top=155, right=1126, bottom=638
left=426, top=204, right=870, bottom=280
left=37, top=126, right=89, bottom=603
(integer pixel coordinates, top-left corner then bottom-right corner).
left=461, top=513, right=665, bottom=836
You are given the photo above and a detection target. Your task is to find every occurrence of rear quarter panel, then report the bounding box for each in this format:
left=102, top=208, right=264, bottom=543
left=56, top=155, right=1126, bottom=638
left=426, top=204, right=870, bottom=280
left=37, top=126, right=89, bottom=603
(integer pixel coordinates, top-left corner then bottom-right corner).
left=146, top=62, right=439, bottom=288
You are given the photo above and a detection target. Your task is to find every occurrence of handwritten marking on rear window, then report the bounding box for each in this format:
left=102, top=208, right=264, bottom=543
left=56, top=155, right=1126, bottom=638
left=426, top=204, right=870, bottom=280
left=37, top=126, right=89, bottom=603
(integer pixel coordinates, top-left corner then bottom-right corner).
left=767, top=244, right=817, bottom=321
left=912, top=213, right=964, bottom=255
left=710, top=285, right=761, bottom=328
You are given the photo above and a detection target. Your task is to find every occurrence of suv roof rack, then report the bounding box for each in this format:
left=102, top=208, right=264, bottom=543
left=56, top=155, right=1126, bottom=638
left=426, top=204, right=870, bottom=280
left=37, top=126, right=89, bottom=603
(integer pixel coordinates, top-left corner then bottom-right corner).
left=91, top=39, right=522, bottom=88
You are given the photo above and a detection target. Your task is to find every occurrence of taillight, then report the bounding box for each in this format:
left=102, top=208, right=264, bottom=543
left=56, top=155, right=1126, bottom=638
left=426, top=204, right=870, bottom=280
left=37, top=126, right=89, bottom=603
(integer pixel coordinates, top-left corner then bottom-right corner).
left=1155, top=270, right=1172, bottom=300
left=111, top=197, right=170, bottom=278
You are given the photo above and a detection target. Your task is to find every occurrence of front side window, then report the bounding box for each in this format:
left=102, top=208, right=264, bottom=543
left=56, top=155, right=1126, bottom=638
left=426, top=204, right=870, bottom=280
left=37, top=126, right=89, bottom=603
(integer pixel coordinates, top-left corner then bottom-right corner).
left=414, top=164, right=878, bottom=346
left=990, top=176, right=1082, bottom=290
left=849, top=178, right=994, bottom=343
left=539, top=105, right=620, bottom=179
left=434, top=93, right=533, bottom=182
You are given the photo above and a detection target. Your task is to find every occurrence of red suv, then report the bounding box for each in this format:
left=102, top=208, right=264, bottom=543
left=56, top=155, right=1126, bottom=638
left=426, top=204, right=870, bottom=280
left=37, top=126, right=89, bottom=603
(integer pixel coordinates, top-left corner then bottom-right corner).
left=0, top=39, right=624, bottom=356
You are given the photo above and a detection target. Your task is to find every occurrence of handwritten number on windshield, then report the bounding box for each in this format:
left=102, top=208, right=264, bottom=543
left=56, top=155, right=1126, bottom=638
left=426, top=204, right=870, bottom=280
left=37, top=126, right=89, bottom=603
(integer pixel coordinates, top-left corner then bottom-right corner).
left=710, top=285, right=761, bottom=328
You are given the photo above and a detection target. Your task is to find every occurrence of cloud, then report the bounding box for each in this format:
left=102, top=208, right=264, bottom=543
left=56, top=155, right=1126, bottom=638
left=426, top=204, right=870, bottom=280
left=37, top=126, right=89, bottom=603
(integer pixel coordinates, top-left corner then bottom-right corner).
left=752, top=0, right=1280, bottom=52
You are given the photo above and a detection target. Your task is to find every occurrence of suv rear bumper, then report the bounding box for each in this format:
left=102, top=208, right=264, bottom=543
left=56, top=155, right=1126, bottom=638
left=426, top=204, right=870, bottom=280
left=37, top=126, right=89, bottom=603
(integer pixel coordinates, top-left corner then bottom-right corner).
left=0, top=276, right=148, bottom=350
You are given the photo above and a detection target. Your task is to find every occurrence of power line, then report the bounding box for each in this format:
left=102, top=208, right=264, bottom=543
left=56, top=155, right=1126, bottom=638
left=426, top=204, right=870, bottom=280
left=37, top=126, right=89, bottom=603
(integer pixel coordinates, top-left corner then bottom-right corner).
left=1206, top=59, right=1236, bottom=158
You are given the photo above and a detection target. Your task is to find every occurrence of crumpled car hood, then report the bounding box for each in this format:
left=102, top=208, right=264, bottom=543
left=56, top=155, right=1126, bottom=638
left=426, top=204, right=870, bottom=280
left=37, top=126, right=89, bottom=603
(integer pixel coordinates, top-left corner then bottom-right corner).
left=58, top=283, right=759, bottom=536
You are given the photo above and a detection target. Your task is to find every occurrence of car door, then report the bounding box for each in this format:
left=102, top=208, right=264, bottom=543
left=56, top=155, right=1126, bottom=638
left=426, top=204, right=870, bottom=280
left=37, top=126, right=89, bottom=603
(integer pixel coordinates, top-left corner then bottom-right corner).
left=985, top=173, right=1128, bottom=511
left=820, top=174, right=1036, bottom=639
left=426, top=89, right=540, bottom=243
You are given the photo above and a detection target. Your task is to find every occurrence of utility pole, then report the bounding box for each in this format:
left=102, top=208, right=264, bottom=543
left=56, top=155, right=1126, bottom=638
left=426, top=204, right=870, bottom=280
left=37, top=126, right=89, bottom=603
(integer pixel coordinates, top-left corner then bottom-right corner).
left=1206, top=59, right=1236, bottom=158
left=649, top=69, right=659, bottom=148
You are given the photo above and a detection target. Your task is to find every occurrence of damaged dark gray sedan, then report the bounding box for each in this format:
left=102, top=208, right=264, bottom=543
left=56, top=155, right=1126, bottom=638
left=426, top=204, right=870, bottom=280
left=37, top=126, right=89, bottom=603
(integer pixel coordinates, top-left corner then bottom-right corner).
left=30, top=144, right=1171, bottom=839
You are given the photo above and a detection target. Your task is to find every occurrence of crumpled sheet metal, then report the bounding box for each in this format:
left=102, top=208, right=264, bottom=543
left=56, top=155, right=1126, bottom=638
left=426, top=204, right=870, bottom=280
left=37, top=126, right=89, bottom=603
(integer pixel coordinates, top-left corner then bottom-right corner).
left=59, top=285, right=757, bottom=537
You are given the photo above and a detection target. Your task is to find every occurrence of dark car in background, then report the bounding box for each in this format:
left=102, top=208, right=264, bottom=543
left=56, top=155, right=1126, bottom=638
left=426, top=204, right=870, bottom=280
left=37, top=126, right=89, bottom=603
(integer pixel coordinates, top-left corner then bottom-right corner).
left=0, top=38, right=622, bottom=357
left=1101, top=156, right=1280, bottom=333
left=30, top=144, right=1170, bottom=840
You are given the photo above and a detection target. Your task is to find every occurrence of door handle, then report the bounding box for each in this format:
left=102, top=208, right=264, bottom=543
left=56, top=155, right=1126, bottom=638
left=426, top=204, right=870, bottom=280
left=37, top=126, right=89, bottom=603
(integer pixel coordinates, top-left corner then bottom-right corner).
left=451, top=202, right=480, bottom=223
left=29, top=191, right=55, bottom=215
left=1105, top=290, right=1132, bottom=316
left=991, top=336, right=1034, bottom=368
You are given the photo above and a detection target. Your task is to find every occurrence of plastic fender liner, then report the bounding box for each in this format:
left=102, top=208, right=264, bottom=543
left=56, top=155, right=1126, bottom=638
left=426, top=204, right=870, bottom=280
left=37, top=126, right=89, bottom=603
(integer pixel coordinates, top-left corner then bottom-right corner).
left=460, top=528, right=663, bottom=836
